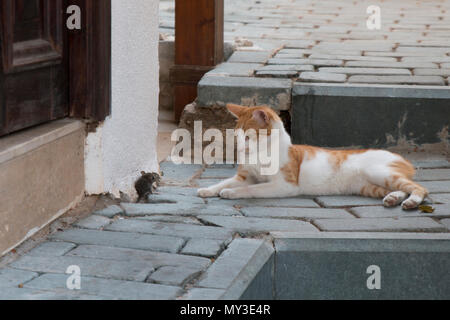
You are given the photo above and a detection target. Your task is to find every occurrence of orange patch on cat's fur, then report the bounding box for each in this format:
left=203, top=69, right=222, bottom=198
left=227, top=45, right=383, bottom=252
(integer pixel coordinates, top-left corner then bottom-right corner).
left=328, top=149, right=369, bottom=170
left=389, top=159, right=415, bottom=179
left=281, top=145, right=319, bottom=185
left=236, top=166, right=248, bottom=181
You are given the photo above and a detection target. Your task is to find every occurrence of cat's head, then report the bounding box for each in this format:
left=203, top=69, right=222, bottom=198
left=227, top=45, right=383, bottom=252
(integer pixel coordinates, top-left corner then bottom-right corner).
left=226, top=104, right=283, bottom=154
left=226, top=103, right=282, bottom=134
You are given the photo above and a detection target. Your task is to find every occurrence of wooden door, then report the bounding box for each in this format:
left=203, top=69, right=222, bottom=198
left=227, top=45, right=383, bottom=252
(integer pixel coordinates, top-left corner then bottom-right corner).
left=0, top=0, right=69, bottom=136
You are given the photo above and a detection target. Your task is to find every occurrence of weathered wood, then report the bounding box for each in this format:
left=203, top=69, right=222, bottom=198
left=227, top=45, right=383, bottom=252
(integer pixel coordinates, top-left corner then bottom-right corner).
left=171, top=0, right=224, bottom=122
left=0, top=0, right=69, bottom=136
left=69, top=0, right=111, bottom=121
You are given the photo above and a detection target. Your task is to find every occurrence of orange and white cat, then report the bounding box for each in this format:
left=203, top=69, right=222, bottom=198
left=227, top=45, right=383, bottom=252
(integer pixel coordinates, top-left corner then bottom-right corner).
left=197, top=104, right=428, bottom=210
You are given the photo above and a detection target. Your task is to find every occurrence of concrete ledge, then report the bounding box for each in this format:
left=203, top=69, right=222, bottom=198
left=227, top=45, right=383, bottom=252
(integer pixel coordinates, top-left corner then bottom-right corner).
left=197, top=76, right=292, bottom=111
left=270, top=232, right=450, bottom=299
left=293, top=83, right=450, bottom=99
left=292, top=83, right=450, bottom=147
left=0, top=119, right=85, bottom=256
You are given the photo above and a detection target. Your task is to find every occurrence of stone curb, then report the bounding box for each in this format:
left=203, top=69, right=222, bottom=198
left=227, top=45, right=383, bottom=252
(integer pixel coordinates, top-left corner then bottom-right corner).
left=192, top=238, right=274, bottom=299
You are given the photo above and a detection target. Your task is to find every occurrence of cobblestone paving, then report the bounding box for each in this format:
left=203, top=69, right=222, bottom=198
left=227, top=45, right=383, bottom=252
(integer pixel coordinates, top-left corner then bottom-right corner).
left=160, top=0, right=450, bottom=86
left=0, top=159, right=449, bottom=299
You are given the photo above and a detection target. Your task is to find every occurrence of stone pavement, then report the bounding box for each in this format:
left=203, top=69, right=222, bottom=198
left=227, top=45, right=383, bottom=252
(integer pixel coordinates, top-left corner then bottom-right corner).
left=0, top=159, right=449, bottom=299
left=160, top=0, right=450, bottom=86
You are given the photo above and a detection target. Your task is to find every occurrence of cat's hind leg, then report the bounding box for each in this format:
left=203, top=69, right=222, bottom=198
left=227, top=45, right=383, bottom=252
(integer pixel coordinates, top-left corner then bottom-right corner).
left=363, top=161, right=428, bottom=210
left=359, top=183, right=391, bottom=199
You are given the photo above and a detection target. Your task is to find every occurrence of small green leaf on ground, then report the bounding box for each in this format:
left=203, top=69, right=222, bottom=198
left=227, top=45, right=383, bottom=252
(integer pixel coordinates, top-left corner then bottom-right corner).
left=418, top=205, right=435, bottom=213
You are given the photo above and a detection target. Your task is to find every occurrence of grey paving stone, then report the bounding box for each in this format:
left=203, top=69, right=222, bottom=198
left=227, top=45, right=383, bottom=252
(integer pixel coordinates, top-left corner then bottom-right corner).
left=0, top=268, right=38, bottom=288
left=227, top=51, right=272, bottom=63
left=74, top=215, right=111, bottom=229
left=206, top=62, right=262, bottom=77
left=146, top=193, right=204, bottom=204
left=27, top=242, right=76, bottom=257
left=181, top=238, right=225, bottom=257
left=160, top=162, right=202, bottom=183
left=345, top=61, right=438, bottom=69
left=196, top=205, right=243, bottom=216
left=157, top=186, right=198, bottom=196
left=396, top=46, right=450, bottom=54
left=349, top=204, right=450, bottom=218
left=314, top=217, right=445, bottom=232
left=25, top=273, right=181, bottom=300
left=256, top=64, right=314, bottom=72
left=121, top=202, right=203, bottom=216
left=282, top=39, right=316, bottom=48
left=200, top=215, right=318, bottom=233
left=50, top=228, right=184, bottom=253
left=441, top=219, right=450, bottom=230
left=314, top=42, right=394, bottom=51
left=315, top=196, right=382, bottom=207
left=11, top=255, right=154, bottom=282
left=298, top=72, right=347, bottom=83
left=201, top=168, right=236, bottom=179
left=197, top=76, right=292, bottom=111
left=197, top=238, right=273, bottom=289
left=149, top=266, right=202, bottom=286
left=274, top=53, right=305, bottom=59
left=0, top=287, right=104, bottom=300
left=241, top=207, right=355, bottom=219
left=348, top=75, right=445, bottom=85
left=105, top=219, right=233, bottom=240
left=68, top=245, right=211, bottom=269
left=430, top=193, right=450, bottom=204
left=364, top=51, right=436, bottom=57
left=268, top=58, right=344, bottom=66
left=310, top=54, right=397, bottom=62
left=415, top=169, right=450, bottom=181
left=182, top=288, right=225, bottom=300
left=414, top=69, right=450, bottom=76
left=256, top=70, right=298, bottom=78
left=136, top=215, right=202, bottom=225
left=412, top=159, right=450, bottom=169
left=93, top=205, right=123, bottom=218
left=421, top=180, right=450, bottom=193
left=319, top=67, right=411, bottom=75
left=207, top=196, right=319, bottom=208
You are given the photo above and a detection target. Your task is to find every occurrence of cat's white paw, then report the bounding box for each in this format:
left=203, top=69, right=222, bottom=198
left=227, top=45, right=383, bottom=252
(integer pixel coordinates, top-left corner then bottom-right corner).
left=219, top=188, right=238, bottom=199
left=383, top=191, right=407, bottom=207
left=197, top=188, right=218, bottom=198
left=401, top=198, right=420, bottom=210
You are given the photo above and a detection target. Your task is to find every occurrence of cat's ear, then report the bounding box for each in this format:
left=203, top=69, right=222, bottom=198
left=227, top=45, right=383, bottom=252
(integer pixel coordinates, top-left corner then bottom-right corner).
left=226, top=103, right=245, bottom=118
left=252, top=109, right=269, bottom=126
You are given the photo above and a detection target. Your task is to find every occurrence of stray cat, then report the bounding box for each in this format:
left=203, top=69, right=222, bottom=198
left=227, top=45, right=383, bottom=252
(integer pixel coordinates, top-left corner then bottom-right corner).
left=197, top=103, right=428, bottom=210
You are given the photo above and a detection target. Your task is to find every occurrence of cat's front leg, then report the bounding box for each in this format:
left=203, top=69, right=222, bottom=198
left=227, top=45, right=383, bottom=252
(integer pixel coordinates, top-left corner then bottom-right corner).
left=220, top=182, right=295, bottom=199
left=197, top=175, right=250, bottom=198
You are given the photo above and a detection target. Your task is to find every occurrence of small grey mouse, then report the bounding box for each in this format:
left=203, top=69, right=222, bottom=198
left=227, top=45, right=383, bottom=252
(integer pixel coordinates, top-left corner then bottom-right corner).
left=135, top=171, right=161, bottom=203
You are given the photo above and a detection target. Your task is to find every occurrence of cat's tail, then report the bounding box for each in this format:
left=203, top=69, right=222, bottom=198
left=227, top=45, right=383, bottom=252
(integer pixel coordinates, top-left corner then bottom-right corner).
left=388, top=159, right=428, bottom=210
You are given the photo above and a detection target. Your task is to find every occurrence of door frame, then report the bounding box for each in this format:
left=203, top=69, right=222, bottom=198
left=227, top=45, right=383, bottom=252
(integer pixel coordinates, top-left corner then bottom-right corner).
left=68, top=0, right=111, bottom=122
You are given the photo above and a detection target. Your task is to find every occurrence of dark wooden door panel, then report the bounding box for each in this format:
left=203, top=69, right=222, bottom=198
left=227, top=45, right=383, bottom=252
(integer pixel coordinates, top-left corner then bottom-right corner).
left=0, top=0, right=68, bottom=136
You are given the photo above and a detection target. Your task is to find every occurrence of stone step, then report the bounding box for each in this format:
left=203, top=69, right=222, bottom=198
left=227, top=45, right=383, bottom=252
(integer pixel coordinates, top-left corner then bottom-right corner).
left=291, top=83, right=450, bottom=148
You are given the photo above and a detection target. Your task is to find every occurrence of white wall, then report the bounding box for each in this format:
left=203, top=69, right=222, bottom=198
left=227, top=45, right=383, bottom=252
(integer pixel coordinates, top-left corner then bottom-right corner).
left=85, top=0, right=160, bottom=198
